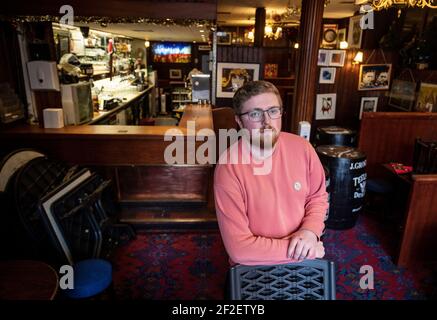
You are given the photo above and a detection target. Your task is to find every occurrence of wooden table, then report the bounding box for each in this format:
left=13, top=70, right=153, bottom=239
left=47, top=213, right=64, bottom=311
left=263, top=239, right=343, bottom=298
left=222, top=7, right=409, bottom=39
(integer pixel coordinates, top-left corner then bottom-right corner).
left=0, top=260, right=59, bottom=300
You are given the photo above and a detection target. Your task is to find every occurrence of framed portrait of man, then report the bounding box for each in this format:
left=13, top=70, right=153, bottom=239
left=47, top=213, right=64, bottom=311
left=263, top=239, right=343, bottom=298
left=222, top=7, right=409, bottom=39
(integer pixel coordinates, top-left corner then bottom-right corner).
left=216, top=62, right=260, bottom=98
left=358, top=64, right=392, bottom=91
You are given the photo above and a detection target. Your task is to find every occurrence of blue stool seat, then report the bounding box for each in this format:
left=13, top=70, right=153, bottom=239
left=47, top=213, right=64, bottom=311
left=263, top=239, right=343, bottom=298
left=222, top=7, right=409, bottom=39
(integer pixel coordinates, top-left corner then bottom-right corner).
left=64, top=259, right=112, bottom=299
left=366, top=178, right=394, bottom=194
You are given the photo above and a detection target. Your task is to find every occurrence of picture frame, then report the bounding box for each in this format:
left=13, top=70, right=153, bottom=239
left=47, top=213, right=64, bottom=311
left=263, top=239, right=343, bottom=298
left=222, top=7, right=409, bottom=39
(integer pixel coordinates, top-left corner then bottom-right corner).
left=315, top=93, right=336, bottom=120
left=318, top=49, right=331, bottom=66
left=329, top=50, right=346, bottom=67
left=415, top=82, right=437, bottom=112
left=358, top=64, right=392, bottom=91
left=216, top=62, right=260, bottom=98
left=319, top=67, right=336, bottom=84
left=264, top=63, right=278, bottom=79
left=359, top=96, right=378, bottom=119
left=348, top=15, right=363, bottom=49
left=217, top=32, right=232, bottom=45
left=388, top=79, right=417, bottom=111
left=169, top=69, right=182, bottom=79
left=321, top=24, right=338, bottom=49
left=337, top=28, right=347, bottom=47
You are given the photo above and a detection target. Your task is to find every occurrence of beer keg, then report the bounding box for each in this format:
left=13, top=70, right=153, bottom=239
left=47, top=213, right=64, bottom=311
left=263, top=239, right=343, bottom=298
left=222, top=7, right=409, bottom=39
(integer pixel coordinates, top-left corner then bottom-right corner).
left=315, top=126, right=357, bottom=147
left=316, top=145, right=367, bottom=230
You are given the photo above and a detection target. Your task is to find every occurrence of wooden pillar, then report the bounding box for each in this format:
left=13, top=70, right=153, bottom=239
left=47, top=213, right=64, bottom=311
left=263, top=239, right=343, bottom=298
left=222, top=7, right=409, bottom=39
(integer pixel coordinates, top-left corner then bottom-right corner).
left=254, top=7, right=265, bottom=47
left=290, top=0, right=324, bottom=133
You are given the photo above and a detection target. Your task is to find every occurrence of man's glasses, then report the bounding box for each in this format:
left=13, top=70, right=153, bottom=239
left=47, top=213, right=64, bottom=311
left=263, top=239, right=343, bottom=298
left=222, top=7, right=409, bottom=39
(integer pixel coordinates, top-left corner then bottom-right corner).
left=239, top=106, right=283, bottom=122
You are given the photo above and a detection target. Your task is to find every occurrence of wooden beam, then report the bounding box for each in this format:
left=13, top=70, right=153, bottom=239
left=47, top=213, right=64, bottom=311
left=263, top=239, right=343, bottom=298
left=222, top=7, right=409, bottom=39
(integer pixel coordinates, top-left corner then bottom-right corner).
left=254, top=7, right=266, bottom=48
left=290, top=0, right=324, bottom=133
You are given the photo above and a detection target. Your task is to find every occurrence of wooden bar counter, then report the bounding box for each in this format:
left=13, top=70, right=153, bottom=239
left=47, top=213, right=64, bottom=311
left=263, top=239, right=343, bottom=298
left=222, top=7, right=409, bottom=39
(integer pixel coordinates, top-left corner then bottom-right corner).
left=0, top=105, right=217, bottom=226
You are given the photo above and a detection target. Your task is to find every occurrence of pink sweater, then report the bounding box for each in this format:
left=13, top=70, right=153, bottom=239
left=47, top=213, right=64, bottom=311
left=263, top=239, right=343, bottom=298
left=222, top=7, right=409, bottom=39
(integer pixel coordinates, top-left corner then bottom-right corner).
left=214, top=132, right=328, bottom=266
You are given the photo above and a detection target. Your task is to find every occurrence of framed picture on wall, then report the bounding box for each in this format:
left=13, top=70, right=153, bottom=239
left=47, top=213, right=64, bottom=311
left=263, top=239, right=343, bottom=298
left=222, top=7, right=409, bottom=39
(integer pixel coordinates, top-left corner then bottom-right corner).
left=348, top=15, right=363, bottom=49
left=415, top=82, right=437, bottom=112
left=337, top=28, right=347, bottom=47
left=264, top=63, right=278, bottom=78
left=319, top=67, right=336, bottom=84
left=216, top=62, right=260, bottom=98
left=358, top=64, right=392, bottom=91
left=388, top=79, right=417, bottom=111
left=169, top=69, right=182, bottom=79
left=321, top=24, right=338, bottom=49
left=329, top=50, right=346, bottom=67
left=217, top=32, right=232, bottom=45
left=315, top=93, right=336, bottom=120
left=359, top=96, right=378, bottom=119
left=318, top=49, right=331, bottom=66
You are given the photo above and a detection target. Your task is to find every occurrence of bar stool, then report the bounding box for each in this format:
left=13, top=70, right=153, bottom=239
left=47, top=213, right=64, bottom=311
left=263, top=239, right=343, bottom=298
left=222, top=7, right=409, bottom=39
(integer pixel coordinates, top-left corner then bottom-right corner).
left=0, top=260, right=58, bottom=300
left=63, top=259, right=112, bottom=299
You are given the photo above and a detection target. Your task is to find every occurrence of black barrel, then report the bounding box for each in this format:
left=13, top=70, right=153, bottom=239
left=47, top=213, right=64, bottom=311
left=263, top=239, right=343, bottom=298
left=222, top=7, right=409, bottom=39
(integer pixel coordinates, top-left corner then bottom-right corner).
left=316, top=145, right=367, bottom=230
left=315, top=126, right=357, bottom=147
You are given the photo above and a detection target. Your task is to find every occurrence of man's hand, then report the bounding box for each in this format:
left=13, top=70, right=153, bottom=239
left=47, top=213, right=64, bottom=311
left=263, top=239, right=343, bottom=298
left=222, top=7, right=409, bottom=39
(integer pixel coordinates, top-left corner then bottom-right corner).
left=287, top=229, right=319, bottom=261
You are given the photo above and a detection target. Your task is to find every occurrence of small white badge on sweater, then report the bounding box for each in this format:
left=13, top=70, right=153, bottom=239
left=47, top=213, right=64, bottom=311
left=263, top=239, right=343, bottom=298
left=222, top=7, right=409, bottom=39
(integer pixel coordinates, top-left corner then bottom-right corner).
left=294, top=182, right=302, bottom=191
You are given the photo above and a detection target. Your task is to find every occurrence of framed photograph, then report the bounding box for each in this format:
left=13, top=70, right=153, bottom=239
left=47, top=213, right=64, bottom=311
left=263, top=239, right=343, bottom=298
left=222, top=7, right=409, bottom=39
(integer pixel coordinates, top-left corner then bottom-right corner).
left=348, top=15, right=363, bottom=49
left=318, top=49, right=331, bottom=66
left=169, top=69, right=182, bottom=79
left=322, top=24, right=338, bottom=49
left=415, top=82, right=437, bottom=112
left=359, top=97, right=378, bottom=119
left=319, top=67, right=336, bottom=84
left=388, top=79, right=417, bottom=111
left=315, top=93, right=336, bottom=120
left=217, top=32, right=232, bottom=45
left=264, top=63, right=278, bottom=78
left=337, top=28, right=347, bottom=45
left=358, top=64, right=392, bottom=91
left=216, top=62, right=260, bottom=98
left=329, top=50, right=346, bottom=67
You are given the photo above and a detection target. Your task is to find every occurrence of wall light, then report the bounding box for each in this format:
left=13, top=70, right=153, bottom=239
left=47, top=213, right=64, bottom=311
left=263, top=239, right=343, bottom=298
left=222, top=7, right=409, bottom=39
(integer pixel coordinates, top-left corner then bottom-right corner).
left=353, top=51, right=364, bottom=64
left=144, top=41, right=150, bottom=48
left=339, top=41, right=349, bottom=49
left=294, top=42, right=299, bottom=49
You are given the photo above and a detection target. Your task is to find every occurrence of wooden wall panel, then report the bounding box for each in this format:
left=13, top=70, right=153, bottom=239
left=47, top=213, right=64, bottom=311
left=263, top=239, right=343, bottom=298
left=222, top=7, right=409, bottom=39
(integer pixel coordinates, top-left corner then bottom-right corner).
left=116, top=166, right=209, bottom=203
left=358, top=112, right=437, bottom=177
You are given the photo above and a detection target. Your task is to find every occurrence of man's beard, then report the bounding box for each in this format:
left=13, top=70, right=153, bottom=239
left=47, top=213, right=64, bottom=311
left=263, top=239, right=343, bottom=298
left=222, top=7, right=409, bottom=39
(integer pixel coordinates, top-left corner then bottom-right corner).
left=249, top=126, right=279, bottom=150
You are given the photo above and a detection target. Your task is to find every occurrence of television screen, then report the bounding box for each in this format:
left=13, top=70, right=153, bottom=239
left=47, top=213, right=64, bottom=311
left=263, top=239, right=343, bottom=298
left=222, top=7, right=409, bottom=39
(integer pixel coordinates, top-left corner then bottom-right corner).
left=152, top=42, right=191, bottom=63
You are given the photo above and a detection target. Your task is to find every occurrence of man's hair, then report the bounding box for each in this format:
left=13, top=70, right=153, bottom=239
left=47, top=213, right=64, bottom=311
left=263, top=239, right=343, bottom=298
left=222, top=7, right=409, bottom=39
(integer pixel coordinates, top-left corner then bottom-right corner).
left=232, top=80, right=282, bottom=115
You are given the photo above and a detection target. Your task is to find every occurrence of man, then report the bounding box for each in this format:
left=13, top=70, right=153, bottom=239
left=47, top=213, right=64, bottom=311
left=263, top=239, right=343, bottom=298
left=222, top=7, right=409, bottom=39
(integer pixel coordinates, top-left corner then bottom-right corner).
left=361, top=71, right=375, bottom=89
left=214, top=81, right=328, bottom=267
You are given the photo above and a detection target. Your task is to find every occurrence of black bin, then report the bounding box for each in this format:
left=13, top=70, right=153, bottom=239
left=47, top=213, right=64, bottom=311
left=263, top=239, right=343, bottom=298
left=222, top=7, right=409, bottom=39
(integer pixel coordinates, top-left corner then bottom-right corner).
left=316, top=145, right=367, bottom=230
left=315, top=126, right=357, bottom=147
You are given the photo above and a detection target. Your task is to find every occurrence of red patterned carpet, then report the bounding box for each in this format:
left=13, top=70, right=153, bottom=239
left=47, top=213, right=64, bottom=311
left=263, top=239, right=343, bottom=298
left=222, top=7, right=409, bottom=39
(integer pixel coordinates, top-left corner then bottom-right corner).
left=110, top=214, right=435, bottom=300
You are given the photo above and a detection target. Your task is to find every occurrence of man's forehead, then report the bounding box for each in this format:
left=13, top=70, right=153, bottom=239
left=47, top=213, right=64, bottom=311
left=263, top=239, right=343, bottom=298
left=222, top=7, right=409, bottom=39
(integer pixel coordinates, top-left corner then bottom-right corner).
left=241, top=93, right=280, bottom=111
